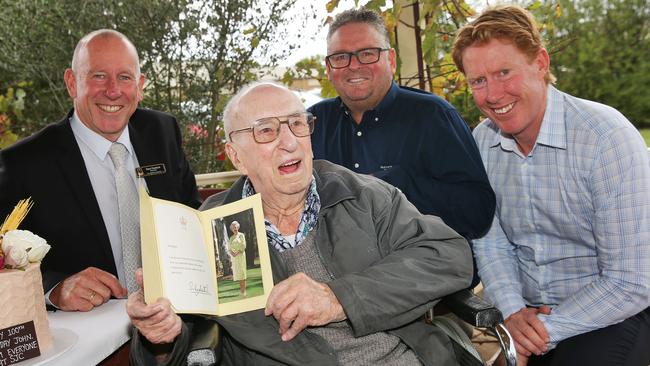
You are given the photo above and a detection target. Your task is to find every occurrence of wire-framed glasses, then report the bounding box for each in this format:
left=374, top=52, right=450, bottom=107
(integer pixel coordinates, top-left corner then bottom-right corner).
left=228, top=112, right=316, bottom=144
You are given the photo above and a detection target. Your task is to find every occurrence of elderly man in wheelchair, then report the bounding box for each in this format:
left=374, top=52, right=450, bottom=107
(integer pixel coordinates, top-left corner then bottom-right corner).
left=127, top=82, right=514, bottom=366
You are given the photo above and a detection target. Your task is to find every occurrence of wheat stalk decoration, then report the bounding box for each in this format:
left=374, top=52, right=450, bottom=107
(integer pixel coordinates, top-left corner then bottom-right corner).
left=0, top=198, right=34, bottom=236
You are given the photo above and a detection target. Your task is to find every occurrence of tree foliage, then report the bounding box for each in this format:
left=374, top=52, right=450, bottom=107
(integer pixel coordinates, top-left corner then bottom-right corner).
left=0, top=83, right=27, bottom=148
left=0, top=0, right=312, bottom=173
left=282, top=55, right=338, bottom=98
left=541, top=0, right=650, bottom=127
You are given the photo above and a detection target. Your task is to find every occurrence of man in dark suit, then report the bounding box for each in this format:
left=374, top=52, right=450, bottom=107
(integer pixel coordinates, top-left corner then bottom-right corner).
left=0, top=29, right=201, bottom=311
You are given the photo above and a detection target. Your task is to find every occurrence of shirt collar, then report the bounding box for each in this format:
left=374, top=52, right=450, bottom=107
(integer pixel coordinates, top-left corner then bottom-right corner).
left=373, top=81, right=399, bottom=115
left=536, top=86, right=567, bottom=150
left=241, top=176, right=320, bottom=252
left=70, top=111, right=134, bottom=161
left=489, top=85, right=567, bottom=153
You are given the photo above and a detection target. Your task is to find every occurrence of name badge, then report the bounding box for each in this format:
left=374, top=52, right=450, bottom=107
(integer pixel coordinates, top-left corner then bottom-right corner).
left=136, top=163, right=166, bottom=178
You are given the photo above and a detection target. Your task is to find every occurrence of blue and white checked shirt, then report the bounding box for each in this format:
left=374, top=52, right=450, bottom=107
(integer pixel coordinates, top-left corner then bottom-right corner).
left=472, top=86, right=650, bottom=349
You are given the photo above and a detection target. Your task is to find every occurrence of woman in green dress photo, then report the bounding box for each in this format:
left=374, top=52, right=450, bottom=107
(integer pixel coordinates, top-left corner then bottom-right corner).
left=228, top=221, right=247, bottom=297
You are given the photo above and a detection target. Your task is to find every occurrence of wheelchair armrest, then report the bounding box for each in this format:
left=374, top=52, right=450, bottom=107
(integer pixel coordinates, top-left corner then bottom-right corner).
left=441, top=289, right=504, bottom=328
left=187, top=320, right=221, bottom=366
left=441, top=289, right=517, bottom=366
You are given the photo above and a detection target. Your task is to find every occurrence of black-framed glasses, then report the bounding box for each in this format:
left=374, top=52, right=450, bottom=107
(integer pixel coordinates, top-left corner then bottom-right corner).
left=228, top=112, right=316, bottom=144
left=326, top=47, right=390, bottom=69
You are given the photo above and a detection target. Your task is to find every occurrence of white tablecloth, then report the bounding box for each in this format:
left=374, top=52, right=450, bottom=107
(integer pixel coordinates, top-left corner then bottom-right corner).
left=23, top=299, right=131, bottom=365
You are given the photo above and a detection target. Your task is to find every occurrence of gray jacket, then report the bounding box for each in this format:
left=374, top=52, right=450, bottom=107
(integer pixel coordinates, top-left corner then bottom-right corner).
left=131, top=160, right=472, bottom=365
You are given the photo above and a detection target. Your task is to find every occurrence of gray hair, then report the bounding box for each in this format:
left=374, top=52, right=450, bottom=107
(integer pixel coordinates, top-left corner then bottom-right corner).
left=230, top=221, right=240, bottom=230
left=326, top=8, right=391, bottom=50
left=222, top=81, right=302, bottom=141
left=71, top=29, right=141, bottom=75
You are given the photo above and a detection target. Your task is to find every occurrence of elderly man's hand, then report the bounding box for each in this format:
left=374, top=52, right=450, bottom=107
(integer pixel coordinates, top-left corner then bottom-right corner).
left=49, top=267, right=127, bottom=311
left=517, top=353, right=530, bottom=366
left=504, top=306, right=551, bottom=357
left=265, top=272, right=346, bottom=341
left=127, top=269, right=182, bottom=344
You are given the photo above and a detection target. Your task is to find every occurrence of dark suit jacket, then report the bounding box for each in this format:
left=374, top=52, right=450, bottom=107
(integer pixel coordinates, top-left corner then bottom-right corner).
left=0, top=108, right=201, bottom=291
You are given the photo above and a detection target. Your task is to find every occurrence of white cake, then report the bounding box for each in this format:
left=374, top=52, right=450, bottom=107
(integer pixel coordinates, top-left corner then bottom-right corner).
left=0, top=262, right=53, bottom=350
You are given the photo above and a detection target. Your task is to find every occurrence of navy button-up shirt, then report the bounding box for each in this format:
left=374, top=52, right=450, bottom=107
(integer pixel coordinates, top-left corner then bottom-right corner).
left=310, top=82, right=495, bottom=240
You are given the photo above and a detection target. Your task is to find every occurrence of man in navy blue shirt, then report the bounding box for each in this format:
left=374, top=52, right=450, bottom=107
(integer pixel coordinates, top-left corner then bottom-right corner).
left=310, top=8, right=495, bottom=242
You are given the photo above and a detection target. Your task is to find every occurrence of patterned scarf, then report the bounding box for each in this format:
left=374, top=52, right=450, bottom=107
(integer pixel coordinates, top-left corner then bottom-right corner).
left=242, top=177, right=320, bottom=252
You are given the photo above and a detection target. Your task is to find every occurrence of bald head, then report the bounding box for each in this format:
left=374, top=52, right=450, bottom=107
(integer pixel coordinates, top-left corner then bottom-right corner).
left=64, top=29, right=145, bottom=142
left=222, top=81, right=313, bottom=203
left=223, top=82, right=304, bottom=140
left=71, top=29, right=140, bottom=76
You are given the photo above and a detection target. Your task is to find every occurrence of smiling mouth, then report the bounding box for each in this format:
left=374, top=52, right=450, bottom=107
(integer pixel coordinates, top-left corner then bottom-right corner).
left=492, top=102, right=515, bottom=115
left=347, top=77, right=369, bottom=84
left=278, top=159, right=300, bottom=174
left=98, top=104, right=123, bottom=113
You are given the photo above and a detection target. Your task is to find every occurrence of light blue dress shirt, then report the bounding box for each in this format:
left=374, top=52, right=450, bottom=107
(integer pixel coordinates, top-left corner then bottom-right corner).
left=472, top=86, right=650, bottom=348
left=70, top=113, right=143, bottom=288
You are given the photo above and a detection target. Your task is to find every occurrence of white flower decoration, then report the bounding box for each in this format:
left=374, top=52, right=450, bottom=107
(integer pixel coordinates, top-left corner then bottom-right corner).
left=2, top=230, right=51, bottom=268
left=5, top=246, right=29, bottom=268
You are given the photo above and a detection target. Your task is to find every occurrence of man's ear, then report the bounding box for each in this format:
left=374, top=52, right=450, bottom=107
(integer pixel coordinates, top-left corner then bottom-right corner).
left=535, top=48, right=550, bottom=78
left=388, top=48, right=397, bottom=74
left=137, top=74, right=145, bottom=102
left=64, top=69, right=77, bottom=98
left=225, top=142, right=247, bottom=176
left=324, top=54, right=334, bottom=82
left=325, top=64, right=332, bottom=82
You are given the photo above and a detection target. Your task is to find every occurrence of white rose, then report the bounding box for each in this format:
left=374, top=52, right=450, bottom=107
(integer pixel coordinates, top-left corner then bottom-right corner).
left=2, top=230, right=50, bottom=263
left=5, top=246, right=29, bottom=269
left=28, top=243, right=51, bottom=262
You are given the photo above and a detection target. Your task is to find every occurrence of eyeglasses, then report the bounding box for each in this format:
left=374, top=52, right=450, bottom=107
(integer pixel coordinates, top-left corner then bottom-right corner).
left=228, top=112, right=316, bottom=144
left=325, top=47, right=390, bottom=69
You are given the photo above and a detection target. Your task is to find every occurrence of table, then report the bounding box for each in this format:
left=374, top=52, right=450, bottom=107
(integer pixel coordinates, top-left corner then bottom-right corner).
left=22, top=300, right=132, bottom=365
